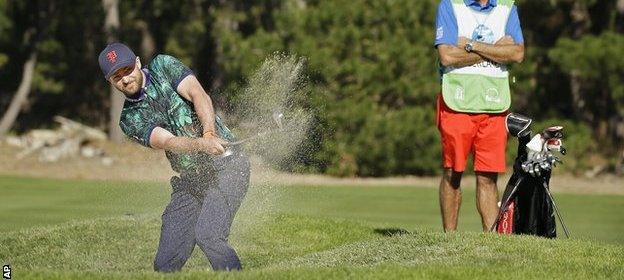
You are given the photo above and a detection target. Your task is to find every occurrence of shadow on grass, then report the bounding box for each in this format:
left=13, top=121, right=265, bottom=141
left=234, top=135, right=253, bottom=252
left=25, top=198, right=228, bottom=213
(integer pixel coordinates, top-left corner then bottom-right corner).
left=374, top=228, right=412, bottom=237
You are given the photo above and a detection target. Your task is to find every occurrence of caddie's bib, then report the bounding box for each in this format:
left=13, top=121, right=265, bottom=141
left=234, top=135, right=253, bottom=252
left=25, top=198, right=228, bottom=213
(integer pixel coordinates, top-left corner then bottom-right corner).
left=441, top=0, right=514, bottom=113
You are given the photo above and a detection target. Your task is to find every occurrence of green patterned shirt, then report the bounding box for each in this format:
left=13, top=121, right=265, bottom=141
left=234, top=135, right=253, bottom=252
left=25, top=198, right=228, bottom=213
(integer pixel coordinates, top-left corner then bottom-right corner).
left=119, top=54, right=235, bottom=174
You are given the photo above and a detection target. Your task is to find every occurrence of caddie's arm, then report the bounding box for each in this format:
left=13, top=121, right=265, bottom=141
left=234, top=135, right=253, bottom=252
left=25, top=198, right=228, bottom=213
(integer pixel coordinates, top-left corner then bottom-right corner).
left=437, top=44, right=485, bottom=67
left=149, top=126, right=225, bottom=155
left=460, top=36, right=525, bottom=64
left=434, top=0, right=485, bottom=67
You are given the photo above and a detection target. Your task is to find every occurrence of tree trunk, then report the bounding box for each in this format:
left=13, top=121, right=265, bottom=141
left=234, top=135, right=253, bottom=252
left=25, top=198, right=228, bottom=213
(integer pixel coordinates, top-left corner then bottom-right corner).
left=136, top=20, right=155, bottom=60
left=103, top=0, right=125, bottom=143
left=0, top=52, right=37, bottom=138
left=568, top=2, right=591, bottom=121
left=208, top=4, right=226, bottom=109
left=617, top=0, right=624, bottom=32
left=614, top=0, right=624, bottom=176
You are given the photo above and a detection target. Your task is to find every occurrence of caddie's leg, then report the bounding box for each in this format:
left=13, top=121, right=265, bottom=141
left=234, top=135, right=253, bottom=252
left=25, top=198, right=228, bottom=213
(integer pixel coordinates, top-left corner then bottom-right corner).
left=439, top=168, right=463, bottom=232
left=436, top=95, right=473, bottom=232
left=473, top=113, right=507, bottom=231
left=195, top=151, right=250, bottom=271
left=476, top=172, right=499, bottom=231
left=154, top=176, right=201, bottom=272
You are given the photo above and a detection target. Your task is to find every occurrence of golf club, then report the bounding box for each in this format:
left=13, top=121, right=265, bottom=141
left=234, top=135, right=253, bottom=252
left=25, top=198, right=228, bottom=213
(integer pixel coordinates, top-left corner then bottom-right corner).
left=542, top=181, right=571, bottom=238
left=490, top=176, right=524, bottom=232
left=218, top=111, right=285, bottom=158
left=226, top=111, right=285, bottom=147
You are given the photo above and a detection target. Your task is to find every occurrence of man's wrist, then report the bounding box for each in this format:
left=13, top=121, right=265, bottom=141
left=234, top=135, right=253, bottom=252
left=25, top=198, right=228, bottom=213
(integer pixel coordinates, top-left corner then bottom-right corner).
left=203, top=130, right=217, bottom=138
left=464, top=40, right=475, bottom=53
left=471, top=41, right=484, bottom=53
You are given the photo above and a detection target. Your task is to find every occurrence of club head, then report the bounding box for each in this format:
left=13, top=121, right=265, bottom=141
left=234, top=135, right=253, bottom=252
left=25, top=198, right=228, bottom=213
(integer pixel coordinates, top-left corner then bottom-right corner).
left=219, top=149, right=234, bottom=158
left=534, top=164, right=542, bottom=177
left=528, top=165, right=536, bottom=177
left=272, top=111, right=284, bottom=129
left=540, top=161, right=551, bottom=171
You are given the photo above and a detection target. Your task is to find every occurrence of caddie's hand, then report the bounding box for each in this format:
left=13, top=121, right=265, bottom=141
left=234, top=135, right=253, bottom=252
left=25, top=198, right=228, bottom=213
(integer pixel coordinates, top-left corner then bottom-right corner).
left=495, top=35, right=515, bottom=45
left=458, top=36, right=470, bottom=48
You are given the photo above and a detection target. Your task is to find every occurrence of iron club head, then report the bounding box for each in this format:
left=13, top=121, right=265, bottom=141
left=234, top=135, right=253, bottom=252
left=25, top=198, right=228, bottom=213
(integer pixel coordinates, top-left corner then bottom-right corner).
left=272, top=111, right=284, bottom=130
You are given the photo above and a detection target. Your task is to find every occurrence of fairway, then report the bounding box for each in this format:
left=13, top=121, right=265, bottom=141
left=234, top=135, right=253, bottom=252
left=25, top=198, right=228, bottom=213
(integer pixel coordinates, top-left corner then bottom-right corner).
left=1, top=176, right=623, bottom=279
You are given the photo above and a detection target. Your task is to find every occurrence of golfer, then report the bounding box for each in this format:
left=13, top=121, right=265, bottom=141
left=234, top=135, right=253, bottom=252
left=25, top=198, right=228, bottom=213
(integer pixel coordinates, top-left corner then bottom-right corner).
left=434, top=0, right=525, bottom=231
left=98, top=43, right=249, bottom=272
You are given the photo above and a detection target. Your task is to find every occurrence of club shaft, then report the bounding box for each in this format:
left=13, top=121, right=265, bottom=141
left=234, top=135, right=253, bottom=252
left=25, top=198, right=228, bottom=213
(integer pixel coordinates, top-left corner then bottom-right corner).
left=491, top=176, right=524, bottom=232
left=542, top=182, right=571, bottom=238
left=226, top=134, right=261, bottom=146
left=226, top=128, right=282, bottom=147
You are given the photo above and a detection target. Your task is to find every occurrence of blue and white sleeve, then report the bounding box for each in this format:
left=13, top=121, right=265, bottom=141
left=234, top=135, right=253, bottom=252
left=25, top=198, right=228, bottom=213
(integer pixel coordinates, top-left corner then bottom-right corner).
left=434, top=0, right=458, bottom=47
left=505, top=5, right=524, bottom=44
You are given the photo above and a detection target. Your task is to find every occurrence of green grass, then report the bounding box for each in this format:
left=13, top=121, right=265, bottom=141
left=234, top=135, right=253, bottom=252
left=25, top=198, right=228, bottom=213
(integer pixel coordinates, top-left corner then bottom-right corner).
left=0, top=176, right=623, bottom=279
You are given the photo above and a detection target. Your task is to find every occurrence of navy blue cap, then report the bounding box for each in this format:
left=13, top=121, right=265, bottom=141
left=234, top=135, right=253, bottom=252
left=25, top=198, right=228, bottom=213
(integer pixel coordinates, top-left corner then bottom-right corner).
left=98, top=42, right=137, bottom=79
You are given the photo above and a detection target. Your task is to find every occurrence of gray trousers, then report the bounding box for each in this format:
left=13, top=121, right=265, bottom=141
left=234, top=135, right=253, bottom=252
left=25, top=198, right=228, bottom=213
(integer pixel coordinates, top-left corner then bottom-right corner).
left=153, top=151, right=250, bottom=272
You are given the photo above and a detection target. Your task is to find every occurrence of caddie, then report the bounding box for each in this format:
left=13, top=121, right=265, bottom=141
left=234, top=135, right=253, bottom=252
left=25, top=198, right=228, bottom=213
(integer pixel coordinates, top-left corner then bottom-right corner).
left=98, top=43, right=249, bottom=272
left=433, top=0, right=525, bottom=232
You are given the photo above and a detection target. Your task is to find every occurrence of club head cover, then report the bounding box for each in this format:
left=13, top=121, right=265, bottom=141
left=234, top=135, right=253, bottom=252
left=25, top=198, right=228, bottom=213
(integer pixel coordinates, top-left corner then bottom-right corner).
left=506, top=112, right=532, bottom=138
left=541, top=126, right=564, bottom=140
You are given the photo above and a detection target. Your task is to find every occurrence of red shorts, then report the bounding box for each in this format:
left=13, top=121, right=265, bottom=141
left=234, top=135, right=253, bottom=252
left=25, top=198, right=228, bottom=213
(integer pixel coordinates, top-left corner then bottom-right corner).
left=437, top=95, right=507, bottom=173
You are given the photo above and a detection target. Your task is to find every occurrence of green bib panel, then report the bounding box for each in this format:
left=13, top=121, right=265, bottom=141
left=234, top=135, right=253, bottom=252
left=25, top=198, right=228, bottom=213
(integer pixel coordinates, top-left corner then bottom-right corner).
left=442, top=73, right=511, bottom=113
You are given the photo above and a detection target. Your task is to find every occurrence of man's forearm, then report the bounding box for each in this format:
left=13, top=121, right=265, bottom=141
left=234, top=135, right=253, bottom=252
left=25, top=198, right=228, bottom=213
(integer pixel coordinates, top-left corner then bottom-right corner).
left=149, top=126, right=222, bottom=155
left=177, top=76, right=218, bottom=136
left=162, top=136, right=201, bottom=154
left=472, top=42, right=524, bottom=64
left=192, top=91, right=218, bottom=136
left=438, top=44, right=485, bottom=67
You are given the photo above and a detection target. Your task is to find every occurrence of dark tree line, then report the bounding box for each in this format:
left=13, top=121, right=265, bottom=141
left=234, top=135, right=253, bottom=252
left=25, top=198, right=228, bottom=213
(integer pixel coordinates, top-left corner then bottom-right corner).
left=1, top=0, right=623, bottom=176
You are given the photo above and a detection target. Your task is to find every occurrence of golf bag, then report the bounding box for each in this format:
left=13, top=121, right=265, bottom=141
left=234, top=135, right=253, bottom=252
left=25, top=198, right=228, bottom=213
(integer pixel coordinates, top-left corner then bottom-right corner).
left=492, top=113, right=569, bottom=238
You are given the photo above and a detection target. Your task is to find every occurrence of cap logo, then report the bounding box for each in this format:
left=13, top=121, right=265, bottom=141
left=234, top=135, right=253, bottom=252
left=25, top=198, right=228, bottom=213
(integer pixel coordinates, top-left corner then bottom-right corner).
left=106, top=51, right=117, bottom=63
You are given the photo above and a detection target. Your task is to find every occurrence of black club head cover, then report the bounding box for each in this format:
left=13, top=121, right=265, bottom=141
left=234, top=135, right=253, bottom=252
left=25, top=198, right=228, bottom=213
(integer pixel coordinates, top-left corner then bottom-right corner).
left=506, top=112, right=532, bottom=138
